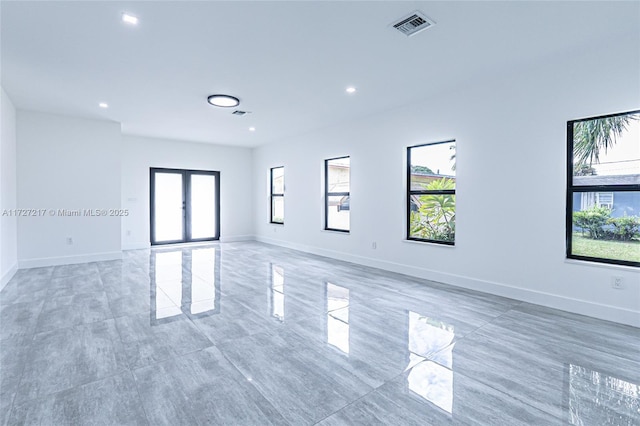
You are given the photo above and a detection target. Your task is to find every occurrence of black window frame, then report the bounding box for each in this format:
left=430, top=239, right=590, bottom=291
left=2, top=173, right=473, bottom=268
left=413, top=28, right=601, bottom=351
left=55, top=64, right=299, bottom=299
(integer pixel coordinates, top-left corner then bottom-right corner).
left=150, top=167, right=221, bottom=246
left=406, top=140, right=456, bottom=246
left=270, top=166, right=285, bottom=224
left=324, top=156, right=350, bottom=233
left=566, top=109, right=640, bottom=267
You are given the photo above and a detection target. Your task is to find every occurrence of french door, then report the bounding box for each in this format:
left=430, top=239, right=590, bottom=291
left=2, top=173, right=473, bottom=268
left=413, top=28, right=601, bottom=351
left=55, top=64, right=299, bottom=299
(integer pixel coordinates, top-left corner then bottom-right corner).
left=150, top=168, right=220, bottom=245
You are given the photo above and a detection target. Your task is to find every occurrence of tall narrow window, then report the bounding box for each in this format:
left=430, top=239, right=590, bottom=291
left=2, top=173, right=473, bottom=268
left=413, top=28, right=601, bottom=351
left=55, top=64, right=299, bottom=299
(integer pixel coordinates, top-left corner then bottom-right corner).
left=407, top=140, right=456, bottom=245
left=325, top=156, right=350, bottom=232
left=567, top=110, right=640, bottom=267
left=270, top=166, right=284, bottom=224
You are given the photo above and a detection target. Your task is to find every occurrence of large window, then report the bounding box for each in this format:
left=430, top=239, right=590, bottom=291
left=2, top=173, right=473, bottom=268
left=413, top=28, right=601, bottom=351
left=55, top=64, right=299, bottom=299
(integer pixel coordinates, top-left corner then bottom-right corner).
left=567, top=110, right=640, bottom=267
left=407, top=140, right=456, bottom=244
left=270, top=166, right=284, bottom=224
left=325, top=156, right=350, bottom=232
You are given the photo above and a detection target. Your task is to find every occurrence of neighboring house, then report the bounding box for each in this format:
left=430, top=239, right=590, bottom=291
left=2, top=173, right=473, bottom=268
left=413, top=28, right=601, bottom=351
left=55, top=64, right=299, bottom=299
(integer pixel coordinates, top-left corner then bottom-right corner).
left=572, top=174, right=640, bottom=218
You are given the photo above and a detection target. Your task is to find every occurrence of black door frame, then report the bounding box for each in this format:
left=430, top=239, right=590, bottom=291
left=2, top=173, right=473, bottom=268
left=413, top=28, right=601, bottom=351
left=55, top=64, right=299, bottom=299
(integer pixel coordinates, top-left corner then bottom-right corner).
left=150, top=167, right=221, bottom=245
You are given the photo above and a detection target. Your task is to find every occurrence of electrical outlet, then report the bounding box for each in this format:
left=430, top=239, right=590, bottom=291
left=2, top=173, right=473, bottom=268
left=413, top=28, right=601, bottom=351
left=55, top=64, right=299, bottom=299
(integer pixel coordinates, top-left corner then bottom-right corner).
left=611, top=276, right=623, bottom=289
left=371, top=242, right=377, bottom=249
left=66, top=237, right=73, bottom=245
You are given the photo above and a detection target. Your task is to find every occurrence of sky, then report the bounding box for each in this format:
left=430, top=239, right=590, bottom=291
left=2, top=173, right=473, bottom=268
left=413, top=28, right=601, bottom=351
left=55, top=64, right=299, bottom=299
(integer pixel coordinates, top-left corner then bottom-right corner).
left=410, top=141, right=456, bottom=177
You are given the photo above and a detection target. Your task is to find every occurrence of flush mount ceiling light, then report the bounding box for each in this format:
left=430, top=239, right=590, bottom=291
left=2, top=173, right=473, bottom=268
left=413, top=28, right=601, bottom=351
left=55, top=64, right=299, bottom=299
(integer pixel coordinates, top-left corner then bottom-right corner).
left=99, top=102, right=109, bottom=108
left=207, top=95, right=240, bottom=108
left=249, top=127, right=256, bottom=132
left=346, top=87, right=356, bottom=94
left=122, top=13, right=138, bottom=25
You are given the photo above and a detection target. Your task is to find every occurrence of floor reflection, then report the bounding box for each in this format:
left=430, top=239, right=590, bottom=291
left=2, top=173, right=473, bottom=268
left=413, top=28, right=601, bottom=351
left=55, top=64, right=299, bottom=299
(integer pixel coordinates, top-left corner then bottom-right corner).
left=150, top=247, right=220, bottom=323
left=269, top=265, right=285, bottom=321
left=567, top=364, right=639, bottom=425
left=326, top=283, right=350, bottom=355
left=407, top=312, right=455, bottom=414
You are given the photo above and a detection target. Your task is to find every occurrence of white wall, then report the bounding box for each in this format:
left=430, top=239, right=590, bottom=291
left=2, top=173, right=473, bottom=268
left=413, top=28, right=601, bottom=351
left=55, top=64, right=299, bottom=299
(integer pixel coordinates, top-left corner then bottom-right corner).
left=253, top=40, right=640, bottom=326
left=121, top=135, right=253, bottom=249
left=16, top=111, right=122, bottom=267
left=1, top=87, right=18, bottom=288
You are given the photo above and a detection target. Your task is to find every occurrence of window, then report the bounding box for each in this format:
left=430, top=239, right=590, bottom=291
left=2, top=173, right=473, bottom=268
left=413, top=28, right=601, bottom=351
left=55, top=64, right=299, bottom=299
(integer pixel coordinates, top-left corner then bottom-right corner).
left=270, top=167, right=284, bottom=224
left=325, top=156, right=350, bottom=232
left=567, top=110, right=640, bottom=267
left=407, top=140, right=456, bottom=244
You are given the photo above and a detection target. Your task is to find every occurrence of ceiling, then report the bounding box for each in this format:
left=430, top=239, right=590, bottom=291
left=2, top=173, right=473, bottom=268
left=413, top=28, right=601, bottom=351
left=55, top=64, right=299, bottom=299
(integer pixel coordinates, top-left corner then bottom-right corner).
left=2, top=1, right=638, bottom=147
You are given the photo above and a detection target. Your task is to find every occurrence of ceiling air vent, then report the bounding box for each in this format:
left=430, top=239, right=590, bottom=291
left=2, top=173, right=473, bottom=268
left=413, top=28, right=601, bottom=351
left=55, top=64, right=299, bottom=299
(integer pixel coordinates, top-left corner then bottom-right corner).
left=392, top=11, right=435, bottom=37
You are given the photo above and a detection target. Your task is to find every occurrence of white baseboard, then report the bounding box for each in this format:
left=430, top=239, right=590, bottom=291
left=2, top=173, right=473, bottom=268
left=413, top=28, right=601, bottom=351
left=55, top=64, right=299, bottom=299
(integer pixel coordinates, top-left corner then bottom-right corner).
left=256, top=236, right=640, bottom=328
left=220, top=235, right=255, bottom=243
left=0, top=263, right=18, bottom=291
left=18, top=251, right=123, bottom=269
left=122, top=242, right=151, bottom=250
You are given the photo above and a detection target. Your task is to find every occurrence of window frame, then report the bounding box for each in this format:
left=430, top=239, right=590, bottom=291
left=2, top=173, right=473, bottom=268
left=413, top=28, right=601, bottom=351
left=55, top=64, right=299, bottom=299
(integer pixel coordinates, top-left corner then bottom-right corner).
left=324, top=156, right=350, bottom=233
left=566, top=109, right=640, bottom=267
left=406, top=140, right=456, bottom=246
left=270, top=166, right=285, bottom=224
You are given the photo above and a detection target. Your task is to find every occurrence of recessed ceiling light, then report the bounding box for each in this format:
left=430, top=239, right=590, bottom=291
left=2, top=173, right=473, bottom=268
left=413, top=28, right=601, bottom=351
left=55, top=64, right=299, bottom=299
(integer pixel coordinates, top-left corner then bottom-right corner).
left=249, top=127, right=256, bottom=132
left=99, top=102, right=109, bottom=108
left=207, top=94, right=240, bottom=108
left=122, top=13, right=138, bottom=25
left=346, top=87, right=356, bottom=94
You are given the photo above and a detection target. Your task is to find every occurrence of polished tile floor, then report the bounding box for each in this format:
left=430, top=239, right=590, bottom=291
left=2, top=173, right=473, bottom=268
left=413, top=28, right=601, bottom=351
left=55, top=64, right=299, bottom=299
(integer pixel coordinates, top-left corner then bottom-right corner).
left=1, top=242, right=639, bottom=425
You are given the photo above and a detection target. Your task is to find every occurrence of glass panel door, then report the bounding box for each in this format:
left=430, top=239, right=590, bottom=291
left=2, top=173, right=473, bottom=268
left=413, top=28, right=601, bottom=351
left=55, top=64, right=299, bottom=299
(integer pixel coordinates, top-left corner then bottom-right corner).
left=189, top=173, right=218, bottom=240
left=152, top=171, right=184, bottom=243
left=150, top=168, right=220, bottom=245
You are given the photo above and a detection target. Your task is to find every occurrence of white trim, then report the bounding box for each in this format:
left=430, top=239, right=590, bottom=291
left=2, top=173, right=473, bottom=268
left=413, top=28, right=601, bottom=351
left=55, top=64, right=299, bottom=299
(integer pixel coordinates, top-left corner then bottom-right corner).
left=219, top=235, right=255, bottom=243
left=18, top=251, right=122, bottom=269
left=256, top=236, right=640, bottom=327
left=564, top=258, right=639, bottom=272
left=122, top=242, right=151, bottom=250
left=0, top=263, right=18, bottom=292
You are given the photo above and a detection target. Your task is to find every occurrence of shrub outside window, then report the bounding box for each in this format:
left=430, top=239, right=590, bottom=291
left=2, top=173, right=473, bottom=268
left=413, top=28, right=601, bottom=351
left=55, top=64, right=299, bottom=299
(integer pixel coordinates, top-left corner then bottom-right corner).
left=567, top=110, right=640, bottom=267
left=407, top=140, right=456, bottom=245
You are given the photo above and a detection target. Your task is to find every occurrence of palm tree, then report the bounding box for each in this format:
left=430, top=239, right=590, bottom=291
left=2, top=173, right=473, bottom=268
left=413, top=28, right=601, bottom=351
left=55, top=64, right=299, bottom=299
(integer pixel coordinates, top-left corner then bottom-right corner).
left=573, top=115, right=636, bottom=167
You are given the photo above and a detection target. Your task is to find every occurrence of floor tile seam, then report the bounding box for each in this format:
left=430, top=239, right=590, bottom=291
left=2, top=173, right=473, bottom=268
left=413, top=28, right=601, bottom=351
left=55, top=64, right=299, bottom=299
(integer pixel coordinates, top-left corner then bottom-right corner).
left=10, top=367, right=132, bottom=411
left=212, top=343, right=297, bottom=425
left=112, top=313, right=215, bottom=371
left=126, top=370, right=153, bottom=426
left=447, top=365, right=567, bottom=423
left=457, top=302, right=525, bottom=341
left=33, top=311, right=119, bottom=337
left=309, top=359, right=428, bottom=426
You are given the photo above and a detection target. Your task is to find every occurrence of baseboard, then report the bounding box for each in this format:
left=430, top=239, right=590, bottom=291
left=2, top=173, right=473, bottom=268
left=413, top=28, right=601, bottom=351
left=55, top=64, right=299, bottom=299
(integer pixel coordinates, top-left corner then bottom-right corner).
left=18, top=251, right=123, bottom=269
left=255, top=236, right=640, bottom=327
left=220, top=235, right=255, bottom=243
left=0, top=263, right=18, bottom=291
left=122, top=242, right=151, bottom=250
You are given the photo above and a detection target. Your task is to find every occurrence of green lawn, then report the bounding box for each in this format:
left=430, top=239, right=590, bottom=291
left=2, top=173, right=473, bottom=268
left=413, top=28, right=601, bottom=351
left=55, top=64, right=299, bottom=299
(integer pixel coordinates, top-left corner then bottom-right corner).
left=572, top=233, right=640, bottom=263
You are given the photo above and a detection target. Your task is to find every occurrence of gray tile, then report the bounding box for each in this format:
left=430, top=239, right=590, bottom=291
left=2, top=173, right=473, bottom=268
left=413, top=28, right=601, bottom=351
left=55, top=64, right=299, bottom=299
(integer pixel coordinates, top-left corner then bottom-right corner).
left=35, top=291, right=112, bottom=333
left=8, top=372, right=149, bottom=425
left=0, top=300, right=44, bottom=341
left=52, top=262, right=100, bottom=278
left=0, top=275, right=49, bottom=306
left=15, top=319, right=128, bottom=403
left=47, top=273, right=104, bottom=298
left=114, top=312, right=213, bottom=369
left=367, top=361, right=562, bottom=425
left=219, top=332, right=373, bottom=425
left=1, top=241, right=638, bottom=426
left=133, top=347, right=288, bottom=425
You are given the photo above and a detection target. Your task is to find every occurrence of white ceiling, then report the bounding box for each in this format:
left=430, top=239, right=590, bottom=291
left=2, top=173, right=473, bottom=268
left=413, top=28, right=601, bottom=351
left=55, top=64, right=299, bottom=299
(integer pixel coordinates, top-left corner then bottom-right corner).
left=2, top=1, right=638, bottom=147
